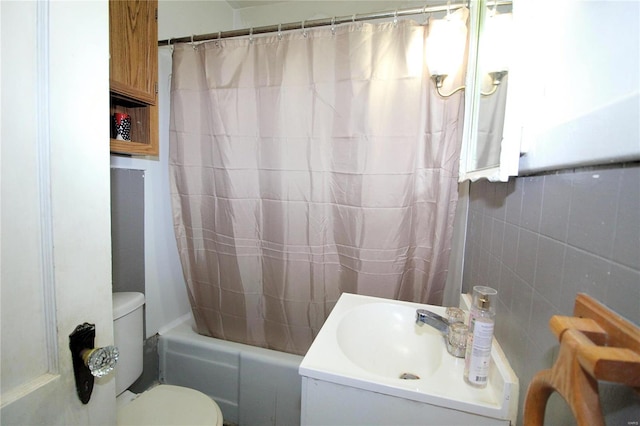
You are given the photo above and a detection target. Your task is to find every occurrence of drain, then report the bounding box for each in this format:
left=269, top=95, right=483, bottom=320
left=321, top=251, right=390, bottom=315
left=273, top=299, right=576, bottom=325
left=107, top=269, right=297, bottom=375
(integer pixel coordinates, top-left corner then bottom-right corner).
left=399, top=373, right=420, bottom=380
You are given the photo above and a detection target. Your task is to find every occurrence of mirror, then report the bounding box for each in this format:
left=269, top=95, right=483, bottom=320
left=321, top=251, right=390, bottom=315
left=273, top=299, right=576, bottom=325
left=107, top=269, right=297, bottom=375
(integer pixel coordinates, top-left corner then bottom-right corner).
left=460, top=0, right=516, bottom=182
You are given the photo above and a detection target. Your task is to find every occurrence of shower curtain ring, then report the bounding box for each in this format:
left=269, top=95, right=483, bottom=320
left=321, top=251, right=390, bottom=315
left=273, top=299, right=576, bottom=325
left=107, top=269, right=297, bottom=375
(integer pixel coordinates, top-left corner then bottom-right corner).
left=190, top=34, right=197, bottom=50
left=393, top=10, right=398, bottom=26
left=331, top=17, right=336, bottom=35
left=301, top=20, right=307, bottom=37
left=249, top=27, right=254, bottom=44
left=278, top=23, right=283, bottom=40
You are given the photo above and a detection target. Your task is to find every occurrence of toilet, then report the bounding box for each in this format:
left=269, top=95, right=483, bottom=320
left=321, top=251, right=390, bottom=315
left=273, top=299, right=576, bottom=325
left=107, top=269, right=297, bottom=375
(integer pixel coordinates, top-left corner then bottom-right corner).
left=113, top=292, right=223, bottom=426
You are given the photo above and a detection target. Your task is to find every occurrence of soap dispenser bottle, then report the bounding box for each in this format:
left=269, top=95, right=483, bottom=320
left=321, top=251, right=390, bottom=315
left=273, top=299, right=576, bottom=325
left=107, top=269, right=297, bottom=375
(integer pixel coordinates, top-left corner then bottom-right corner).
left=464, top=286, right=497, bottom=388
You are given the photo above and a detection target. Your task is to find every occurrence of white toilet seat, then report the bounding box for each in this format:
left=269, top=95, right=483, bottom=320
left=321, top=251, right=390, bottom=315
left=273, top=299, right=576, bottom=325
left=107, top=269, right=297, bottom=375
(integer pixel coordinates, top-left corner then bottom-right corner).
left=117, top=384, right=223, bottom=426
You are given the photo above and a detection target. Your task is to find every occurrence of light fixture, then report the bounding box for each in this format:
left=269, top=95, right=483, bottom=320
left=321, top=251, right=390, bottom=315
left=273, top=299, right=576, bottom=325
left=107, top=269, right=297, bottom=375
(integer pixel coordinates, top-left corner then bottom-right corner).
left=478, top=8, right=512, bottom=96
left=427, top=7, right=512, bottom=98
left=478, top=70, right=508, bottom=96
left=425, top=7, right=469, bottom=97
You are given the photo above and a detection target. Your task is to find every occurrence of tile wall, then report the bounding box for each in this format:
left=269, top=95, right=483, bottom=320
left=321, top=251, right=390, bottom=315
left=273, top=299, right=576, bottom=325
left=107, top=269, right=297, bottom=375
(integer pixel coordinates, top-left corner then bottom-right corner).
left=463, top=164, right=640, bottom=425
left=111, top=168, right=145, bottom=294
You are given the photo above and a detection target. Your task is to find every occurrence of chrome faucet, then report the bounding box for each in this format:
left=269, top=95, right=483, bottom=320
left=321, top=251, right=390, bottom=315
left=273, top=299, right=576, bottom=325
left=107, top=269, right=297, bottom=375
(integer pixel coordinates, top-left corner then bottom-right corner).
left=415, top=309, right=449, bottom=335
left=416, top=308, right=468, bottom=358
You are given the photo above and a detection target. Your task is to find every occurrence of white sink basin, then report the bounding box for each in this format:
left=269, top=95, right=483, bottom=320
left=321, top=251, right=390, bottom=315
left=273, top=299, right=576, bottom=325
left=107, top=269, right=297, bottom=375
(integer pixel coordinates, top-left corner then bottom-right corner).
left=336, top=302, right=444, bottom=379
left=299, top=293, right=519, bottom=425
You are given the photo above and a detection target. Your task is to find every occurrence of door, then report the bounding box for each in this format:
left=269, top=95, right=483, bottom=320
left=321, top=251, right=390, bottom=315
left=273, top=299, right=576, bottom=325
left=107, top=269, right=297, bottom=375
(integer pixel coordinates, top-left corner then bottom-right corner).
left=1, top=1, right=114, bottom=424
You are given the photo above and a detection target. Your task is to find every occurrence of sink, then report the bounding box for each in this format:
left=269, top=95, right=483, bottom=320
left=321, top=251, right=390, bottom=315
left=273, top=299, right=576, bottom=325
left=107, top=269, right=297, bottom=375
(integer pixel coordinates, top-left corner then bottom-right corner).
left=336, top=302, right=444, bottom=379
left=299, top=293, right=519, bottom=425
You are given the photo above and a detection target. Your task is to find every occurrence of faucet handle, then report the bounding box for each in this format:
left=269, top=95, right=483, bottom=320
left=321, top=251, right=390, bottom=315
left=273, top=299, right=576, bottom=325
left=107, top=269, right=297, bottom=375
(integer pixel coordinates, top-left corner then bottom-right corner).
left=445, top=307, right=466, bottom=324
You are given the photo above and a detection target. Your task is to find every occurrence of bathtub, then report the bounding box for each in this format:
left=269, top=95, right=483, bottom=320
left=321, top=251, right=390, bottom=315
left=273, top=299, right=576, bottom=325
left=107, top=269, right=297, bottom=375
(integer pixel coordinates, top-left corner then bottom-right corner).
left=158, top=317, right=304, bottom=425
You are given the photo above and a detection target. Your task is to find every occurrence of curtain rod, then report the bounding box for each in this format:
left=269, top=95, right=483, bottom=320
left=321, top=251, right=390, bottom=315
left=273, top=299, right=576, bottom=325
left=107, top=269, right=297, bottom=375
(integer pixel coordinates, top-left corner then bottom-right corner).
left=158, top=1, right=512, bottom=46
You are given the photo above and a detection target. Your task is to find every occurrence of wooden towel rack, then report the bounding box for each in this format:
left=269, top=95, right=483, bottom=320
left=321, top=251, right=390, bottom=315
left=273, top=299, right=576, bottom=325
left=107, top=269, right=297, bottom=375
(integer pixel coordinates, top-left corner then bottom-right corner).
left=523, top=293, right=640, bottom=426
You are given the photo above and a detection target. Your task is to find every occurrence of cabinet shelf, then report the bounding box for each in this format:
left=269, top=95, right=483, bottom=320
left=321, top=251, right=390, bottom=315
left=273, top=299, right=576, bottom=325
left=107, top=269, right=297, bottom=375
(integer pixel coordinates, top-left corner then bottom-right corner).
left=109, top=0, right=158, bottom=157
left=110, top=93, right=158, bottom=156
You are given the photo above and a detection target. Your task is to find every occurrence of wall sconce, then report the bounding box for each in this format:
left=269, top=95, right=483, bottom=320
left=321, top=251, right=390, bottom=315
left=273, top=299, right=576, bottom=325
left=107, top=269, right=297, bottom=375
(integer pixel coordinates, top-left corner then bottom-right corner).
left=425, top=8, right=469, bottom=97
left=477, top=9, right=512, bottom=96
left=431, top=70, right=508, bottom=98
left=478, top=70, right=508, bottom=96
left=427, top=8, right=512, bottom=98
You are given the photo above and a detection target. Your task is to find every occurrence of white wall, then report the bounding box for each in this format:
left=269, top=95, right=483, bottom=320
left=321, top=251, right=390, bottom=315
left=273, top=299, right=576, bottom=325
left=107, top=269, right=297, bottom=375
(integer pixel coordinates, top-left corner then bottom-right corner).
left=112, top=1, right=237, bottom=338
left=110, top=49, right=191, bottom=338
left=233, top=1, right=428, bottom=28
left=510, top=0, right=640, bottom=173
left=158, top=0, right=234, bottom=40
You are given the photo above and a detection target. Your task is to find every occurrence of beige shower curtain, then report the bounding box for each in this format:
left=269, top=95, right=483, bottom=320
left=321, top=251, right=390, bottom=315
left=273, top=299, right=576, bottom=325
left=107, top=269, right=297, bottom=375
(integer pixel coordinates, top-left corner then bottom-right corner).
left=169, top=17, right=466, bottom=355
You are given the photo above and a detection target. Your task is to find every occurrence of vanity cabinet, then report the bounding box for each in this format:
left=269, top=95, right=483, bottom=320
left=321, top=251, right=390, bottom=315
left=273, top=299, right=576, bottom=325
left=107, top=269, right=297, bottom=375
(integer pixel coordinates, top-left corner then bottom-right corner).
left=109, top=0, right=159, bottom=156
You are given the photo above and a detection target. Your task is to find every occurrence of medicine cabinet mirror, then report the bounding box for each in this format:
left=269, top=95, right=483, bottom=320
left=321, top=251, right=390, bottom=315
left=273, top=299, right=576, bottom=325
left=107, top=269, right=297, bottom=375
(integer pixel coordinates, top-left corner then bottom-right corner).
left=460, top=0, right=517, bottom=182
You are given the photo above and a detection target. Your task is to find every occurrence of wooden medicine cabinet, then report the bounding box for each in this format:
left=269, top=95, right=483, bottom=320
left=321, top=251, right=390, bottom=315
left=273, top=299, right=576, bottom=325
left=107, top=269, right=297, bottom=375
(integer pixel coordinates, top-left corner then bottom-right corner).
left=109, top=0, right=159, bottom=156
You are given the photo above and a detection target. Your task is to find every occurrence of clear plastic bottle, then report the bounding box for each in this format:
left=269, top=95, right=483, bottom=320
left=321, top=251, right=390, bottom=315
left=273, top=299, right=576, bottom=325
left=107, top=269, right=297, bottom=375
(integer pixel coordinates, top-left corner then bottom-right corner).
left=464, top=286, right=497, bottom=388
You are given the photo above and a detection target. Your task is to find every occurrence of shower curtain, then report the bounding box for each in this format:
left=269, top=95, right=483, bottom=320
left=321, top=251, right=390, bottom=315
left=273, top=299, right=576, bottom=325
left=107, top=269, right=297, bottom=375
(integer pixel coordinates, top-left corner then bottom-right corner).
left=169, top=15, right=466, bottom=355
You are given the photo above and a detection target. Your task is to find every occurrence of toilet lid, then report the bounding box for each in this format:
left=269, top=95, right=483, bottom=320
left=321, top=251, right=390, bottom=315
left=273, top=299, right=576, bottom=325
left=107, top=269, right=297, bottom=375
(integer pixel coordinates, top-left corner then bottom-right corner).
left=117, top=384, right=223, bottom=426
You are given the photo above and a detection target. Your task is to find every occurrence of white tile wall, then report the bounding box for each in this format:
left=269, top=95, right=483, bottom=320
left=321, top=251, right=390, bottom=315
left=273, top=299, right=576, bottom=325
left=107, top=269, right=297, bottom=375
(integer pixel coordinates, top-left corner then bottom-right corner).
left=463, top=164, right=640, bottom=425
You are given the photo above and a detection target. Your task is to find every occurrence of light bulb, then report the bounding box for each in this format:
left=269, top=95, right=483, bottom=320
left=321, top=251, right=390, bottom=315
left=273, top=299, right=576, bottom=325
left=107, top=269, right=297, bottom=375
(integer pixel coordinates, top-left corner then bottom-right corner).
left=481, top=11, right=513, bottom=74
left=425, top=8, right=469, bottom=77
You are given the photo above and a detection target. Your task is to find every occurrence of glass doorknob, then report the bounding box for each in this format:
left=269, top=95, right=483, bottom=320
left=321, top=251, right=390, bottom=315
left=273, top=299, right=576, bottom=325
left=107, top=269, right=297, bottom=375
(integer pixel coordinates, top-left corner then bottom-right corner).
left=69, top=323, right=117, bottom=404
left=81, top=345, right=119, bottom=377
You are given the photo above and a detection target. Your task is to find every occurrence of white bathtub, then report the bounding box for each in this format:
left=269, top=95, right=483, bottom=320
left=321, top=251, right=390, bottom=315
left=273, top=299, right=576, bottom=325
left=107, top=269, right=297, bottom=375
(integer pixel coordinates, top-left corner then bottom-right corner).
left=158, top=317, right=304, bottom=425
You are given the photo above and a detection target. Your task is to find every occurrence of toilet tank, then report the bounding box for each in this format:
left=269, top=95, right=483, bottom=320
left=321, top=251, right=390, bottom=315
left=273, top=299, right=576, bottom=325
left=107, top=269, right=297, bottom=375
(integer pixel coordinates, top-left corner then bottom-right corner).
left=113, top=292, right=145, bottom=396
